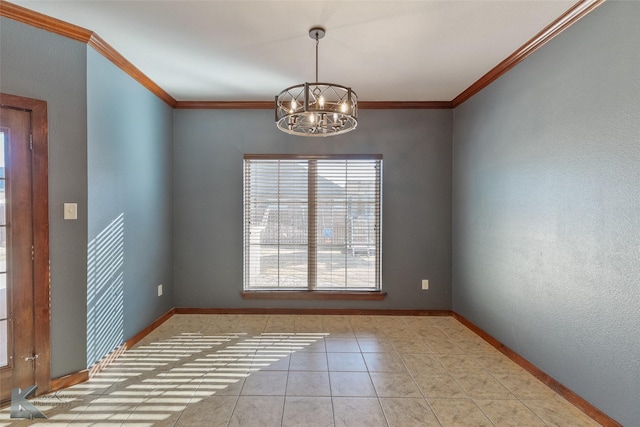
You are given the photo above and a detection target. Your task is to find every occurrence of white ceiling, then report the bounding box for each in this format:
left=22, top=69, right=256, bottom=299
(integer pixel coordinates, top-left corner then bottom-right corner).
left=11, top=1, right=577, bottom=102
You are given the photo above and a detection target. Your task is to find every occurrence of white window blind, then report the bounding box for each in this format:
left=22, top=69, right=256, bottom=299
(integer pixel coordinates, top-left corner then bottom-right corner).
left=244, top=155, right=382, bottom=291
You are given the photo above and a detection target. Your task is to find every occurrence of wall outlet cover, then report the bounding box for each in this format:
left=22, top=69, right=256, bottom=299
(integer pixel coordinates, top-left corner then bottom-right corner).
left=64, top=203, right=78, bottom=220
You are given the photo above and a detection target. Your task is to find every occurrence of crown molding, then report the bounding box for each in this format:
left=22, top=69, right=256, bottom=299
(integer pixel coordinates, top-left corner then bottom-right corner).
left=174, top=100, right=454, bottom=110
left=2, top=0, right=605, bottom=110
left=174, top=101, right=273, bottom=110
left=452, top=0, right=606, bottom=107
left=0, top=0, right=92, bottom=42
left=87, top=33, right=176, bottom=106
left=359, top=101, right=453, bottom=110
left=0, top=0, right=177, bottom=107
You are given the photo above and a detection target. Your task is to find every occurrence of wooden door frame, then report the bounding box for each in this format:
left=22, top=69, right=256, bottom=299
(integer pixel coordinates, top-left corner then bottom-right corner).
left=0, top=93, right=50, bottom=394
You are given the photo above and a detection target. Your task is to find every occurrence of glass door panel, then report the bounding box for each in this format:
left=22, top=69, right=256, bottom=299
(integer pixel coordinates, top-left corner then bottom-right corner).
left=0, top=131, right=7, bottom=368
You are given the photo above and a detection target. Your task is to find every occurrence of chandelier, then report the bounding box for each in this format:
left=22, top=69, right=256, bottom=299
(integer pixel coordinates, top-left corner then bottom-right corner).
left=275, top=27, right=358, bottom=137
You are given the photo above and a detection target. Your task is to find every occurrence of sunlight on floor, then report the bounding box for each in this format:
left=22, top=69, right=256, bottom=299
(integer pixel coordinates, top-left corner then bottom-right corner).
left=0, top=314, right=600, bottom=426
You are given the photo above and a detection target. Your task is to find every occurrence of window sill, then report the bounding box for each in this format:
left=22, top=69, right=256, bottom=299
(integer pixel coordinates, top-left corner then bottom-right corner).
left=241, top=290, right=387, bottom=301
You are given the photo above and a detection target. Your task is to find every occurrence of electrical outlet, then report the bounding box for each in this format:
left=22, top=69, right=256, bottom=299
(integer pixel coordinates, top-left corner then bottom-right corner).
left=421, top=279, right=429, bottom=290
left=158, top=284, right=163, bottom=297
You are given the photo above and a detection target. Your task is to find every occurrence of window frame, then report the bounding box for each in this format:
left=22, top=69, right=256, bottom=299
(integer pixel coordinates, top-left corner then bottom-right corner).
left=242, top=154, right=383, bottom=298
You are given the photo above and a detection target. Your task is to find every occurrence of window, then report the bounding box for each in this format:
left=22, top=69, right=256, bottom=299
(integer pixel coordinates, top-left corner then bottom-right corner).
left=244, top=155, right=382, bottom=292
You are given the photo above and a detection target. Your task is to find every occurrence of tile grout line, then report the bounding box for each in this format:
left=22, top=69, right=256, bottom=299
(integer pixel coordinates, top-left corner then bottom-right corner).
left=481, top=364, right=554, bottom=426
left=398, top=336, right=446, bottom=427
left=280, top=338, right=292, bottom=427
left=224, top=329, right=256, bottom=427
left=20, top=314, right=602, bottom=427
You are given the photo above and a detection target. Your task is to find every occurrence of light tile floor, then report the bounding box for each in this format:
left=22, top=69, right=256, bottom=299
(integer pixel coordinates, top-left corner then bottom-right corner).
left=1, top=315, right=601, bottom=426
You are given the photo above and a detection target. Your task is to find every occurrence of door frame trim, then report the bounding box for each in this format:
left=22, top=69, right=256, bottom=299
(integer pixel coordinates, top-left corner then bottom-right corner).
left=0, top=93, right=50, bottom=394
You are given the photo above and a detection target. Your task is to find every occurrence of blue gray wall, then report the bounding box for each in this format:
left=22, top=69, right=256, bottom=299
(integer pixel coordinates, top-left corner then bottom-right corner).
left=4, top=4, right=637, bottom=423
left=1, top=17, right=89, bottom=377
left=87, top=49, right=173, bottom=366
left=173, top=109, right=453, bottom=309
left=452, top=2, right=640, bottom=425
left=1, top=17, right=174, bottom=376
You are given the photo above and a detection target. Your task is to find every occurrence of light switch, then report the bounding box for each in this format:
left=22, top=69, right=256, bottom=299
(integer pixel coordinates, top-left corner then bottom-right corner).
left=64, top=203, right=77, bottom=220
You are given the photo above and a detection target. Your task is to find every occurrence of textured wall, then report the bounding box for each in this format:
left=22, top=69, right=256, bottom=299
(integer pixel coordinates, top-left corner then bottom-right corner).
left=0, top=17, right=89, bottom=377
left=452, top=2, right=640, bottom=425
left=173, top=109, right=452, bottom=309
left=87, top=48, right=174, bottom=366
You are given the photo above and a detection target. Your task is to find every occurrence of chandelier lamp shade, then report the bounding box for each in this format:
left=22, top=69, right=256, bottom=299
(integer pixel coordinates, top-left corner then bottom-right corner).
left=275, top=27, right=358, bottom=137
